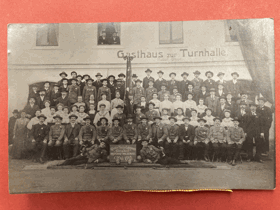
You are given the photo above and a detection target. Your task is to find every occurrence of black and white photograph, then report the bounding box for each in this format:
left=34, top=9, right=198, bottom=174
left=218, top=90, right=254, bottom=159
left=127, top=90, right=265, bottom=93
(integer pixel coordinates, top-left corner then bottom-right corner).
left=8, top=19, right=275, bottom=193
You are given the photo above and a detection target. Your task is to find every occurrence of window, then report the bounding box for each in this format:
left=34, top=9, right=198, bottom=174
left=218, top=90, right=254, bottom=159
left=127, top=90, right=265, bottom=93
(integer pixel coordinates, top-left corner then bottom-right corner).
left=36, top=24, right=59, bottom=46
left=159, top=21, right=183, bottom=44
left=97, top=22, right=121, bottom=45
left=224, top=20, right=238, bottom=42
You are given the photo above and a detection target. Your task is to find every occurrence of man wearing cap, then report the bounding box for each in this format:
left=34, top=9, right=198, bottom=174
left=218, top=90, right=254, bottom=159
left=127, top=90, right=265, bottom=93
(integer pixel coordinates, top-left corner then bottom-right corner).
left=28, top=85, right=39, bottom=104
left=179, top=72, right=193, bottom=96
left=192, top=71, right=203, bottom=94
left=216, top=72, right=228, bottom=90
left=154, top=70, right=166, bottom=92
left=63, top=114, right=81, bottom=159
left=143, top=69, right=154, bottom=90
left=123, top=115, right=138, bottom=144
left=205, top=88, right=219, bottom=115
left=245, top=103, right=264, bottom=162
left=227, top=118, right=245, bottom=165
left=145, top=79, right=158, bottom=103
left=158, top=82, right=170, bottom=102
left=194, top=118, right=210, bottom=160
left=112, top=105, right=126, bottom=127
left=97, top=78, right=111, bottom=102
left=48, top=115, right=65, bottom=160
left=60, top=78, right=69, bottom=93
left=36, top=89, right=50, bottom=110
left=50, top=84, right=61, bottom=106
left=24, top=98, right=40, bottom=119
left=68, top=78, right=81, bottom=105
left=216, top=97, right=230, bottom=119
left=165, top=116, right=180, bottom=158
left=167, top=72, right=179, bottom=93
left=145, top=102, right=160, bottom=125
left=70, top=71, right=77, bottom=80
left=93, top=73, right=103, bottom=93
left=27, top=110, right=47, bottom=130
left=117, top=73, right=126, bottom=88
left=58, top=71, right=68, bottom=87
left=56, top=90, right=71, bottom=108
left=8, top=109, right=19, bottom=145
left=107, top=75, right=116, bottom=99
left=203, top=71, right=216, bottom=91
left=108, top=118, right=124, bottom=144
left=137, top=117, right=152, bottom=155
left=30, top=114, right=50, bottom=163
left=131, top=74, right=138, bottom=88
left=79, top=116, right=96, bottom=147
left=132, top=79, right=145, bottom=105
left=179, top=117, right=195, bottom=160
left=151, top=116, right=168, bottom=147
left=209, top=117, right=227, bottom=162
left=114, top=79, right=125, bottom=100
left=256, top=97, right=273, bottom=155
left=227, top=72, right=242, bottom=98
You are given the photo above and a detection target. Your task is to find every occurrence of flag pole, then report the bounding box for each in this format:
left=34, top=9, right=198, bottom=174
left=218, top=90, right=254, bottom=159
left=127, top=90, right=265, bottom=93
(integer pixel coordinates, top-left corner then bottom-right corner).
left=123, top=55, right=134, bottom=100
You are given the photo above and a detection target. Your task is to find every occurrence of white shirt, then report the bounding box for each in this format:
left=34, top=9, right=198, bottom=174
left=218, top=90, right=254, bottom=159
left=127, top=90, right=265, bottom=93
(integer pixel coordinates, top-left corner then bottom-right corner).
left=233, top=79, right=237, bottom=84
left=183, top=100, right=197, bottom=110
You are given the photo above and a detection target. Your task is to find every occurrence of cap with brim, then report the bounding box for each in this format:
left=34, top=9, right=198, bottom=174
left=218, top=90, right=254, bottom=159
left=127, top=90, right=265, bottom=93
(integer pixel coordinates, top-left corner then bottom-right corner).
left=99, top=117, right=108, bottom=122
left=193, top=70, right=201, bottom=75
left=12, top=109, right=19, bottom=114
left=132, top=74, right=138, bottom=78
left=217, top=72, right=225, bottom=77
left=96, top=73, right=103, bottom=77
left=59, top=71, right=68, bottom=77
left=148, top=102, right=155, bottom=106
left=135, top=79, right=142, bottom=83
left=140, top=117, right=148, bottom=121
left=145, top=69, right=152, bottom=73
left=118, top=73, right=126, bottom=77
left=83, top=74, right=90, bottom=79
left=86, top=78, right=94, bottom=83
left=83, top=116, right=91, bottom=121
left=157, top=71, right=164, bottom=74
left=183, top=117, right=191, bottom=121
left=112, top=118, right=120, bottom=122
left=213, top=117, right=222, bottom=122
left=71, top=71, right=77, bottom=75
left=37, top=114, right=47, bottom=120
left=205, top=71, right=214, bottom=76
left=181, top=72, right=189, bottom=77
left=108, top=75, right=115, bottom=80
left=209, top=88, right=216, bottom=92
left=231, top=72, right=239, bottom=77
left=154, top=116, right=162, bottom=120
left=197, top=118, right=207, bottom=123
left=169, top=116, right=177, bottom=122
left=205, top=108, right=212, bottom=112
left=99, top=103, right=106, bottom=108
left=69, top=114, right=78, bottom=119
left=53, top=115, right=63, bottom=120
left=116, top=105, right=124, bottom=109
left=169, top=72, right=176, bottom=77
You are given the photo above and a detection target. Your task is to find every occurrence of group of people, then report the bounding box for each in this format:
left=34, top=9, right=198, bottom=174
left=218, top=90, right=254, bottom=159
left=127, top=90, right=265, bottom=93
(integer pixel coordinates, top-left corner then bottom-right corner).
left=8, top=69, right=273, bottom=166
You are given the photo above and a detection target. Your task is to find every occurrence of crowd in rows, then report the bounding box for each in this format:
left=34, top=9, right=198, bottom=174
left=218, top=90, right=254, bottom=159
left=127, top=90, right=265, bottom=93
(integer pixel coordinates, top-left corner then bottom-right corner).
left=8, top=69, right=273, bottom=166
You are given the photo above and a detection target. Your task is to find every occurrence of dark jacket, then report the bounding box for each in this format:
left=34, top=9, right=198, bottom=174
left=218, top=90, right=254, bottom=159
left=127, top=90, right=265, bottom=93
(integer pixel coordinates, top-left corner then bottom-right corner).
left=108, top=36, right=120, bottom=45
left=227, top=80, right=243, bottom=98
left=245, top=111, right=263, bottom=136
left=123, top=123, right=138, bottom=140
left=56, top=96, right=71, bottom=108
left=151, top=123, right=168, bottom=141
left=179, top=80, right=193, bottom=95
left=36, top=96, right=50, bottom=109
left=203, top=79, right=216, bottom=91
left=143, top=77, right=155, bottom=90
left=30, top=123, right=50, bottom=141
left=154, top=78, right=167, bottom=92
left=23, top=104, right=40, bottom=118
left=64, top=123, right=81, bottom=140
left=257, top=106, right=273, bottom=129
left=50, top=90, right=61, bottom=106
left=179, top=124, right=195, bottom=142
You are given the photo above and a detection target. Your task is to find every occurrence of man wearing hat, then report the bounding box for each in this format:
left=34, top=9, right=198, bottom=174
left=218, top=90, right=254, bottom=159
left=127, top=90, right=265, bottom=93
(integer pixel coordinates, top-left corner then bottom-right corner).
left=117, top=73, right=126, bottom=88
left=56, top=90, right=71, bottom=108
left=60, top=78, right=69, bottom=93
left=158, top=82, right=170, bottom=102
left=82, top=78, right=97, bottom=104
left=97, top=78, right=111, bottom=102
left=216, top=72, right=228, bottom=90
left=48, top=114, right=65, bottom=160
left=137, top=117, right=152, bottom=155
left=28, top=84, right=39, bottom=104
left=245, top=103, right=264, bottom=162
left=227, top=72, right=242, bottom=98
left=58, top=71, right=68, bottom=87
left=256, top=97, right=273, bottom=155
left=227, top=117, right=246, bottom=166
left=63, top=114, right=81, bottom=159
left=154, top=70, right=166, bottom=92
left=209, top=117, right=227, bottom=162
left=165, top=116, right=180, bottom=158
left=114, top=78, right=125, bottom=100
left=167, top=72, right=179, bottom=93
left=37, top=89, right=50, bottom=110
left=192, top=70, right=203, bottom=94
left=132, top=79, right=145, bottom=105
left=145, top=79, right=158, bottom=103
left=178, top=117, right=196, bottom=160
left=145, top=102, right=160, bottom=125
left=23, top=98, right=40, bottom=119
left=205, top=88, right=219, bottom=115
left=8, top=109, right=19, bottom=145
left=76, top=75, right=84, bottom=94
left=123, top=114, right=138, bottom=144
left=96, top=117, right=110, bottom=145
left=216, top=97, right=230, bottom=119
left=235, top=101, right=249, bottom=130
left=70, top=71, right=78, bottom=80
left=203, top=71, right=216, bottom=91
left=194, top=118, right=210, bottom=160
left=93, top=73, right=103, bottom=93
left=68, top=78, right=81, bottom=105
left=134, top=105, right=146, bottom=125
left=79, top=116, right=96, bottom=147
left=179, top=72, right=193, bottom=96
left=151, top=116, right=168, bottom=147
left=107, top=75, right=116, bottom=99
left=143, top=69, right=155, bottom=90
left=236, top=92, right=253, bottom=113
left=30, top=114, right=50, bottom=163
left=131, top=74, right=138, bottom=88
left=50, top=84, right=61, bottom=106
left=108, top=118, right=124, bottom=144
left=112, top=105, right=126, bottom=127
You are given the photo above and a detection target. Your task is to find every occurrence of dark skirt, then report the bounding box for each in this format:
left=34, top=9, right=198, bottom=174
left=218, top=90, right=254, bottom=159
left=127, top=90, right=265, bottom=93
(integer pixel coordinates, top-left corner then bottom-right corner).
left=11, top=128, right=28, bottom=159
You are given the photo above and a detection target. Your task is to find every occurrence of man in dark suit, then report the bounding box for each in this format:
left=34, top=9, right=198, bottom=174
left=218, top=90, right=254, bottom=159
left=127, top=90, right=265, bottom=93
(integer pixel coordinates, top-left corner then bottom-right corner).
left=216, top=72, right=228, bottom=91
left=197, top=85, right=209, bottom=104
left=256, top=97, right=273, bottom=155
left=76, top=75, right=84, bottom=95
left=8, top=109, right=19, bottom=145
left=36, top=89, right=50, bottom=110
left=216, top=97, right=230, bottom=119
left=58, top=71, right=68, bottom=87
left=216, top=84, right=227, bottom=99
left=192, top=70, right=204, bottom=94
left=93, top=73, right=103, bottom=93
left=154, top=70, right=166, bottom=92
left=227, top=72, right=242, bottom=99
left=167, top=72, right=179, bottom=93
left=125, top=92, right=136, bottom=116
left=43, top=82, right=52, bottom=99
left=114, top=79, right=125, bottom=100
left=143, top=69, right=154, bottom=90
left=98, top=31, right=108, bottom=45
left=131, top=74, right=138, bottom=89
left=203, top=71, right=216, bottom=91
left=56, top=90, right=71, bottom=108
left=63, top=114, right=81, bottom=159
left=245, top=103, right=265, bottom=162
left=107, top=75, right=116, bottom=100
left=28, top=85, right=39, bottom=104
left=205, top=88, right=219, bottom=116
left=179, top=117, right=195, bottom=160
left=179, top=72, right=193, bottom=96
left=235, top=101, right=249, bottom=131
left=108, top=32, right=120, bottom=45
left=226, top=92, right=237, bottom=117
left=50, top=84, right=61, bottom=106
left=24, top=98, right=40, bottom=119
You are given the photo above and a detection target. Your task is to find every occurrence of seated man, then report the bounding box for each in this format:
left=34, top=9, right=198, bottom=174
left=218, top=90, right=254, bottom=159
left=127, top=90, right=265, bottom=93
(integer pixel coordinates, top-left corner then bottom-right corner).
left=48, top=115, right=66, bottom=160
left=165, top=116, right=180, bottom=158
left=179, top=117, right=195, bottom=160
left=96, top=117, right=110, bottom=144
left=145, top=102, right=160, bottom=125
left=151, top=116, right=168, bottom=147
left=194, top=118, right=210, bottom=161
left=112, top=105, right=126, bottom=127
left=59, top=141, right=108, bottom=166
left=108, top=118, right=123, bottom=144
left=227, top=117, right=245, bottom=166
left=78, top=116, right=96, bottom=147
left=63, top=114, right=81, bottom=159
left=209, top=118, right=227, bottom=162
left=137, top=117, right=152, bottom=155
left=123, top=115, right=138, bottom=144
left=30, top=114, right=49, bottom=163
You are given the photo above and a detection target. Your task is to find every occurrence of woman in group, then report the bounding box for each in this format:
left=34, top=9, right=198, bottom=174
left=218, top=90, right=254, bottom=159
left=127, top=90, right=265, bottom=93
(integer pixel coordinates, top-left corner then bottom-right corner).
left=77, top=105, right=89, bottom=125
left=86, top=94, right=96, bottom=111
left=196, top=98, right=208, bottom=118
left=11, top=110, right=30, bottom=159
left=88, top=103, right=96, bottom=125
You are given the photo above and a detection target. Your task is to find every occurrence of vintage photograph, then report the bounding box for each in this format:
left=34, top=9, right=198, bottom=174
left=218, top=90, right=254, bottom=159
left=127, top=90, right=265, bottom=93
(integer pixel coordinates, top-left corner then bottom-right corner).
left=8, top=19, right=275, bottom=193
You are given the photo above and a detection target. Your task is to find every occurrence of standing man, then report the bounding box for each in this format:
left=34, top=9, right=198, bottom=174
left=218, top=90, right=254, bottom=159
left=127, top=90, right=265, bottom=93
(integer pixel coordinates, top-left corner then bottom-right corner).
left=205, top=88, right=219, bottom=116
left=131, top=74, right=138, bottom=88
left=143, top=69, right=154, bottom=90
left=123, top=115, right=138, bottom=144
left=50, top=84, right=61, bottom=106
left=192, top=70, right=203, bottom=94
left=114, top=79, right=125, bottom=100
left=216, top=72, right=228, bottom=91
left=70, top=71, right=78, bottom=80
left=93, top=73, right=103, bottom=93
left=58, top=71, right=68, bottom=87
left=227, top=72, right=242, bottom=99
left=167, top=72, right=179, bottom=93
left=28, top=85, right=39, bottom=104
left=83, top=78, right=97, bottom=104
left=63, top=114, right=81, bottom=159
left=97, top=78, right=111, bottom=102
left=256, top=97, right=273, bottom=155
left=37, top=89, right=49, bottom=110
left=179, top=72, right=193, bottom=96
left=68, top=78, right=81, bottom=105
left=145, top=79, right=158, bottom=103
left=8, top=109, right=19, bottom=145
left=76, top=75, right=84, bottom=94
left=107, top=75, right=116, bottom=99
left=132, top=79, right=145, bottom=105
left=154, top=70, right=166, bottom=92
left=203, top=71, right=216, bottom=91
left=117, top=73, right=126, bottom=88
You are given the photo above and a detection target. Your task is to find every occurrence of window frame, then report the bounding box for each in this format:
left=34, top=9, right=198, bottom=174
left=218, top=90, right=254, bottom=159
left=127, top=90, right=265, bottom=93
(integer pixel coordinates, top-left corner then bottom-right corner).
left=97, top=22, right=121, bottom=46
left=159, top=21, right=184, bottom=45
